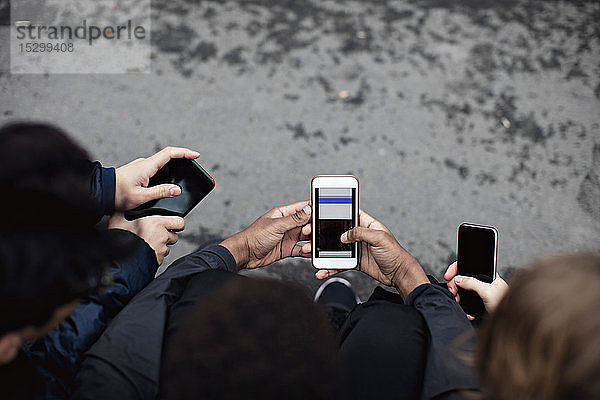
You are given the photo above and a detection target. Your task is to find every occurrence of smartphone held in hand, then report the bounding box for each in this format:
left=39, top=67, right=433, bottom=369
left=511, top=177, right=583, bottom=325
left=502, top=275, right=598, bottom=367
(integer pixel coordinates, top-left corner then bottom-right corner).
left=125, top=158, right=215, bottom=220
left=311, top=175, right=359, bottom=269
left=456, top=222, right=498, bottom=318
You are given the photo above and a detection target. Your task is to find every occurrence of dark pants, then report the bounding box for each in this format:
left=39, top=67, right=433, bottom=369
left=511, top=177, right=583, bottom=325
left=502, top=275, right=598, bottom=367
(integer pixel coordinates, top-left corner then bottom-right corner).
left=161, top=271, right=427, bottom=400
left=337, top=287, right=427, bottom=400
left=162, top=269, right=241, bottom=359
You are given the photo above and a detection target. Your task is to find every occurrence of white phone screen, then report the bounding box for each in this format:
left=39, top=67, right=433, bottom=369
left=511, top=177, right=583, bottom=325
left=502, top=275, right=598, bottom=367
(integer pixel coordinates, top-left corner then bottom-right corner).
left=314, top=187, right=356, bottom=258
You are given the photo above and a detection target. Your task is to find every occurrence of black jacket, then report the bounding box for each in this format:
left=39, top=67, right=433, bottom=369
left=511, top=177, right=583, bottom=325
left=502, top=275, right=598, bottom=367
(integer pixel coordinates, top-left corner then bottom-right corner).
left=72, top=244, right=238, bottom=400
left=406, top=281, right=479, bottom=399
left=73, top=249, right=478, bottom=400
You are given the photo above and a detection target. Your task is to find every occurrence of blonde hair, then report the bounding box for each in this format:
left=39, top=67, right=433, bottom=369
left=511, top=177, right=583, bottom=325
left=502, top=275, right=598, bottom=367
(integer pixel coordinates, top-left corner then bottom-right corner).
left=477, top=253, right=600, bottom=400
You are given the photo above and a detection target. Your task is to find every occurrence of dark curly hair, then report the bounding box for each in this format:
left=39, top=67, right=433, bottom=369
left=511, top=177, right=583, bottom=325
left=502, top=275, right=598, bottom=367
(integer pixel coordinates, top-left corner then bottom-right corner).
left=163, top=278, right=339, bottom=400
left=0, top=123, right=123, bottom=334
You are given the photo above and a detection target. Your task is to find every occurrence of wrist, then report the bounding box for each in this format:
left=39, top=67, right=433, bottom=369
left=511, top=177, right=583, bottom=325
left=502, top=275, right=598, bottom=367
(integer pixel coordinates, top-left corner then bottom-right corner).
left=113, top=171, right=127, bottom=211
left=220, top=233, right=250, bottom=270
left=391, top=257, right=429, bottom=298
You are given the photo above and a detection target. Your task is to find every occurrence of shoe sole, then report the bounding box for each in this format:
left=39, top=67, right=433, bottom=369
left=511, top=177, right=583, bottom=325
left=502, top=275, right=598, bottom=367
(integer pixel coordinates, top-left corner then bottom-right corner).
left=314, top=277, right=361, bottom=304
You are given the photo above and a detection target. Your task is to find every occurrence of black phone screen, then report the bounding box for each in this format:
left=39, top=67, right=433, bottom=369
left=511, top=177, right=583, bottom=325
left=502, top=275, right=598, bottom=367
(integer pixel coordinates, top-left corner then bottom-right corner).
left=124, top=158, right=215, bottom=220
left=457, top=224, right=496, bottom=318
left=314, top=188, right=356, bottom=258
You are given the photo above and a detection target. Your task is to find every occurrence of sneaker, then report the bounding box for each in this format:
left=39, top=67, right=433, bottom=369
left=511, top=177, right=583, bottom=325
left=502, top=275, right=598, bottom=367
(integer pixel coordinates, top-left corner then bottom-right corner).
left=314, top=277, right=360, bottom=332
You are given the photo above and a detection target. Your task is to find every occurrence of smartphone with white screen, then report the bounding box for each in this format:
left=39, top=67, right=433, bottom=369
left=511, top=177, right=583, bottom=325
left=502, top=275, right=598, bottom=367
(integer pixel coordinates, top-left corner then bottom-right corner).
left=311, top=175, right=359, bottom=269
left=457, top=222, right=498, bottom=319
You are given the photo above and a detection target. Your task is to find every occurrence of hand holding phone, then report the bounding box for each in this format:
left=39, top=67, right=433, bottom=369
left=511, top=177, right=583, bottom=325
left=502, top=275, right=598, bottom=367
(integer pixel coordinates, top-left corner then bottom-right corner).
left=220, top=201, right=312, bottom=270
left=124, top=158, right=215, bottom=220
left=444, top=261, right=509, bottom=319
left=452, top=223, right=500, bottom=319
left=108, top=213, right=184, bottom=265
left=313, top=208, right=429, bottom=297
left=115, top=146, right=201, bottom=211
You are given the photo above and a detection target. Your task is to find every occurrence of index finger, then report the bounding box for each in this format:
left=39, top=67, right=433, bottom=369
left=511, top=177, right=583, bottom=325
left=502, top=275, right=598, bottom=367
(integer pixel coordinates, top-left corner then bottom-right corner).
left=447, top=278, right=459, bottom=297
left=444, top=261, right=458, bottom=281
left=160, top=216, right=186, bottom=232
left=301, top=223, right=311, bottom=237
left=315, top=269, right=340, bottom=280
left=272, top=200, right=310, bottom=218
left=146, top=147, right=200, bottom=174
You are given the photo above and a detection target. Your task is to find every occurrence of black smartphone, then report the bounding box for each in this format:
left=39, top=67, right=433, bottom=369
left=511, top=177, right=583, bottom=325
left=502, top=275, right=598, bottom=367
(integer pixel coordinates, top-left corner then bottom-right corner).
left=124, top=158, right=215, bottom=220
left=456, top=222, right=498, bottom=319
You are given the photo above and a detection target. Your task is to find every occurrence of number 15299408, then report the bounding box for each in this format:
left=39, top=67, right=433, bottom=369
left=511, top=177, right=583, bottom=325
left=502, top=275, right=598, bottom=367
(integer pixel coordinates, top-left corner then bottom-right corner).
left=19, top=42, right=74, bottom=53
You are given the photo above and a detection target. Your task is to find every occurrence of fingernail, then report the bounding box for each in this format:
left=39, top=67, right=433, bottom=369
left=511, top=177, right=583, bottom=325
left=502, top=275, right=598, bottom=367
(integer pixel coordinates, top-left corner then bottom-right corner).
left=170, top=186, right=181, bottom=196
left=303, top=205, right=311, bottom=215
left=340, top=232, right=348, bottom=242
left=455, top=276, right=463, bottom=284
left=191, top=151, right=200, bottom=157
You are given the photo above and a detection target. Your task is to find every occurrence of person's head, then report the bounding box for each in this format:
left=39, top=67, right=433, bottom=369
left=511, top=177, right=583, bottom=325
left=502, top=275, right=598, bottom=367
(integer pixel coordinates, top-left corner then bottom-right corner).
left=477, top=253, right=600, bottom=400
left=163, top=278, right=339, bottom=400
left=0, top=122, right=118, bottom=364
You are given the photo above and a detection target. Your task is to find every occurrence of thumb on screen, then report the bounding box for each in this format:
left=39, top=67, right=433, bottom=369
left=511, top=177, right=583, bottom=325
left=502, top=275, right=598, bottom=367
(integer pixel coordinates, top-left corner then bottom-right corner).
left=455, top=275, right=488, bottom=297
left=142, top=184, right=181, bottom=202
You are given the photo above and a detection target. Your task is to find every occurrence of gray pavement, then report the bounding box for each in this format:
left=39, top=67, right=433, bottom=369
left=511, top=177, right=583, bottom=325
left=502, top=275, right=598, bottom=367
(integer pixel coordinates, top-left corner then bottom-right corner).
left=1, top=0, right=599, bottom=300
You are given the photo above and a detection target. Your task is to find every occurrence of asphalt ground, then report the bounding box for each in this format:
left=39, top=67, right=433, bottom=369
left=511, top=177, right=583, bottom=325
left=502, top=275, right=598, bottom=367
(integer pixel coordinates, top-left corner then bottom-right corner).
left=1, top=0, right=599, bottom=299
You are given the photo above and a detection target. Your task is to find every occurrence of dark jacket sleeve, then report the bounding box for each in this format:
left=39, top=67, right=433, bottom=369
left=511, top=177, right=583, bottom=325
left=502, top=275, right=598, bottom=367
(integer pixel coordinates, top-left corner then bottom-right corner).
left=26, top=230, right=158, bottom=398
left=405, top=282, right=479, bottom=400
left=82, top=160, right=116, bottom=217
left=71, top=244, right=238, bottom=400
